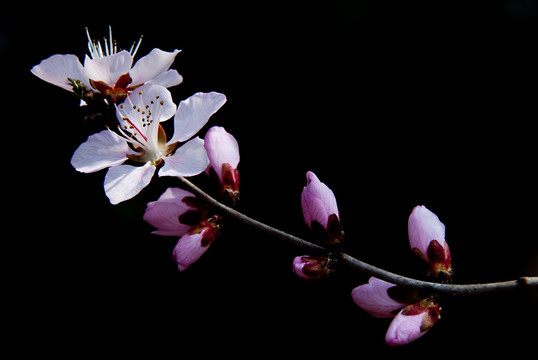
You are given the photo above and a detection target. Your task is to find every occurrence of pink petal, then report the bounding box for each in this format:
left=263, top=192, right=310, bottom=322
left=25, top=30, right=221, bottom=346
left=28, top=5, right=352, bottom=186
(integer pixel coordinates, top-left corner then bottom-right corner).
left=301, top=171, right=339, bottom=229
left=159, top=137, right=209, bottom=177
left=172, top=229, right=211, bottom=271
left=351, top=277, right=408, bottom=318
left=204, top=126, right=240, bottom=181
left=71, top=130, right=130, bottom=173
left=385, top=309, right=428, bottom=346
left=169, top=92, right=227, bottom=144
left=31, top=54, right=89, bottom=91
left=104, top=163, right=156, bottom=204
left=129, top=49, right=181, bottom=86
left=143, top=187, right=197, bottom=236
left=408, top=205, right=446, bottom=256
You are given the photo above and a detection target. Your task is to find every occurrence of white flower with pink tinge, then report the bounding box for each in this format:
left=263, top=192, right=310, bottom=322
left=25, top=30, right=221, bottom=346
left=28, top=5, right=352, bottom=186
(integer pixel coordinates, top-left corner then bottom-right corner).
left=71, top=84, right=226, bottom=204
left=31, top=27, right=182, bottom=104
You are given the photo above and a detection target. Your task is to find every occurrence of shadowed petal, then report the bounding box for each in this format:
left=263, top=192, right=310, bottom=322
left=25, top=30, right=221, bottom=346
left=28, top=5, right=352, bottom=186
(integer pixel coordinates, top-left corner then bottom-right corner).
left=104, top=163, right=155, bottom=204
left=351, top=277, right=408, bottom=318
left=143, top=187, right=197, bottom=236
left=172, top=229, right=211, bottom=271
left=84, top=51, right=133, bottom=86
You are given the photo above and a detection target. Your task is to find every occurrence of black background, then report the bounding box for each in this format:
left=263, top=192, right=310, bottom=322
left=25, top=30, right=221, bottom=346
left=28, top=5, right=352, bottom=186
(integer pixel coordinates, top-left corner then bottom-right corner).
left=4, top=0, right=538, bottom=357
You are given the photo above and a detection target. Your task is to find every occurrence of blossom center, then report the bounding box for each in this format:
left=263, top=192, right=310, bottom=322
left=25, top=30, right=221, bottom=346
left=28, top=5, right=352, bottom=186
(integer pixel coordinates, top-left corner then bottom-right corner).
left=114, top=91, right=176, bottom=165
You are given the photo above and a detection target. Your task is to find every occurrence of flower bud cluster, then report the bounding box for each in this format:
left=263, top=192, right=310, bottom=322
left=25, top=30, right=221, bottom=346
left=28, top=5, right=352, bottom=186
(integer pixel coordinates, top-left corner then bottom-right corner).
left=293, top=171, right=343, bottom=279
left=351, top=205, right=452, bottom=345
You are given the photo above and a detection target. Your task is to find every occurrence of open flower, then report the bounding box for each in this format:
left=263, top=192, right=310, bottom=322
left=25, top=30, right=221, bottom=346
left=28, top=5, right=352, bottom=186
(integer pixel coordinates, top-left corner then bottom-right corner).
left=301, top=171, right=343, bottom=245
left=408, top=205, right=452, bottom=279
left=31, top=27, right=182, bottom=104
left=71, top=84, right=226, bottom=204
left=204, top=126, right=240, bottom=203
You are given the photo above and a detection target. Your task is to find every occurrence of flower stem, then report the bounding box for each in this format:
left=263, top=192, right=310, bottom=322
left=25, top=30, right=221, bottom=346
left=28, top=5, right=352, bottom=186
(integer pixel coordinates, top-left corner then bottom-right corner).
left=176, top=176, right=538, bottom=296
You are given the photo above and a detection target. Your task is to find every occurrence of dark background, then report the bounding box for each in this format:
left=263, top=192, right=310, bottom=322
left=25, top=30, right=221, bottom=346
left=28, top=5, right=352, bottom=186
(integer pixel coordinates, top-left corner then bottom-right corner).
left=4, top=0, right=538, bottom=357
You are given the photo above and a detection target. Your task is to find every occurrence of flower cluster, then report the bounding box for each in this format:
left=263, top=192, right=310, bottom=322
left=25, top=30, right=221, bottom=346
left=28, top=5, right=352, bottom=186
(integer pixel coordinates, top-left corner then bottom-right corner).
left=32, top=27, right=240, bottom=269
left=351, top=205, right=452, bottom=345
left=143, top=126, right=239, bottom=271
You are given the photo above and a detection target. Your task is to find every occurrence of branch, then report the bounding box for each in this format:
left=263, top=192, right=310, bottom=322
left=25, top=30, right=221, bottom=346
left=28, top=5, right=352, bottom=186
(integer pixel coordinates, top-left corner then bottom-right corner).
left=176, top=176, right=538, bottom=296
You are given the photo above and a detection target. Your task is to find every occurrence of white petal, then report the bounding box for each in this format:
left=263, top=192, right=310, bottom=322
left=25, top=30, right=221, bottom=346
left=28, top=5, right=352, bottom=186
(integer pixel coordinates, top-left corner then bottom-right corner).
left=31, top=54, right=89, bottom=91
left=84, top=51, right=133, bottom=86
left=71, top=130, right=130, bottom=173
left=104, top=163, right=156, bottom=204
left=159, top=137, right=209, bottom=177
left=149, top=70, right=183, bottom=88
left=169, top=92, right=227, bottom=144
left=129, top=48, right=181, bottom=86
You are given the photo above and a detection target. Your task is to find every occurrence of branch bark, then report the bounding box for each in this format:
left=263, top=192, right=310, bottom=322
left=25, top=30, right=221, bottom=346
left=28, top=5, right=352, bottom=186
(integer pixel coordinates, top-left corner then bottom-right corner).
left=176, top=176, right=538, bottom=296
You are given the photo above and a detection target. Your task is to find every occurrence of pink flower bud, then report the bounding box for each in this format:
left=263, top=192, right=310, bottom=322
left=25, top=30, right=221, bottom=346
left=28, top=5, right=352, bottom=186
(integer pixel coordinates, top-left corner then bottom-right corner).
left=351, top=277, right=411, bottom=318
left=301, top=171, right=343, bottom=245
left=408, top=205, right=452, bottom=279
left=385, top=298, right=441, bottom=346
left=143, top=187, right=208, bottom=236
left=172, top=216, right=222, bottom=271
left=204, top=126, right=240, bottom=203
left=292, top=255, right=332, bottom=279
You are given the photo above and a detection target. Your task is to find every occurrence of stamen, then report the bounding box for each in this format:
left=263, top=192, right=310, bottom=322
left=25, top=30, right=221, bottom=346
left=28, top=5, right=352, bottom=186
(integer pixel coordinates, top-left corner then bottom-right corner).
left=103, top=37, right=110, bottom=56
left=131, top=35, right=143, bottom=58
left=108, top=25, right=114, bottom=56
left=85, top=27, right=98, bottom=59
left=85, top=26, right=142, bottom=59
left=124, top=118, right=147, bottom=142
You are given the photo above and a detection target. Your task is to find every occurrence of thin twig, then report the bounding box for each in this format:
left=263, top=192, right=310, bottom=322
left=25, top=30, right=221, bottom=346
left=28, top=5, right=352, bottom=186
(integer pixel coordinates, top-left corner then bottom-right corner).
left=176, top=176, right=538, bottom=296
